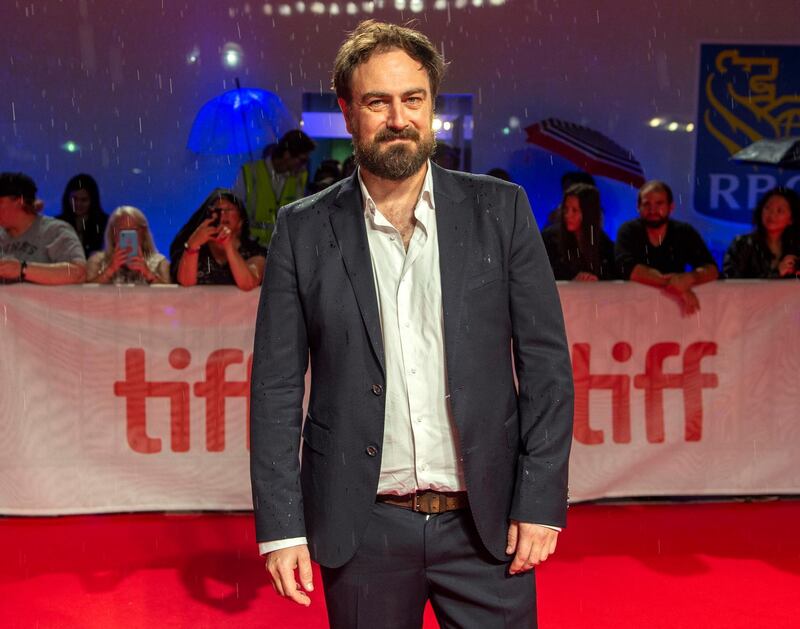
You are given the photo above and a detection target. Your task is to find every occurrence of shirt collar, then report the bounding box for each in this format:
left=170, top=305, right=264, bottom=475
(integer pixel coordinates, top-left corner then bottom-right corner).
left=357, top=161, right=435, bottom=219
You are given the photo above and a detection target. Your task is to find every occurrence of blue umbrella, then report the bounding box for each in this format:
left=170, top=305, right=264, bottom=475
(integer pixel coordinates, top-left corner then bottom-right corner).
left=186, top=80, right=297, bottom=160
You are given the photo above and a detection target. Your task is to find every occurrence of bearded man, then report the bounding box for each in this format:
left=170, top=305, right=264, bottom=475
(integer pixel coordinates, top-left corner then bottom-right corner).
left=249, top=20, right=574, bottom=629
left=615, top=179, right=718, bottom=315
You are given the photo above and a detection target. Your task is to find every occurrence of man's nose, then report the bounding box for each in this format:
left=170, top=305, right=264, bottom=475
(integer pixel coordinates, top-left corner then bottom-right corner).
left=386, top=102, right=408, bottom=130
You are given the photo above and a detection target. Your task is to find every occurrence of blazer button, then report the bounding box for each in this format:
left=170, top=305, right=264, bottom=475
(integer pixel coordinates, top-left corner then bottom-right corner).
left=366, top=445, right=378, bottom=457
left=371, top=384, right=383, bottom=396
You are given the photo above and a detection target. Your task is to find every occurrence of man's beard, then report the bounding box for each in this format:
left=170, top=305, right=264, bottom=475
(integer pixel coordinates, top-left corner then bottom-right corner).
left=352, top=125, right=436, bottom=181
left=642, top=216, right=668, bottom=229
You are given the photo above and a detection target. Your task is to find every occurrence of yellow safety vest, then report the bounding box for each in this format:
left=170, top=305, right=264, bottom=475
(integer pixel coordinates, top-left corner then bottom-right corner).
left=242, top=160, right=308, bottom=246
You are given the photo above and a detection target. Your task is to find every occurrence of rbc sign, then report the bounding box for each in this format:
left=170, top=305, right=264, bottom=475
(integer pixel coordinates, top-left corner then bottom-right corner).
left=694, top=44, right=800, bottom=223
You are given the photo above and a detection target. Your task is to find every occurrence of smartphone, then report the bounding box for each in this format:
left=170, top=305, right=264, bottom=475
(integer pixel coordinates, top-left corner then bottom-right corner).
left=118, top=229, right=139, bottom=264
left=207, top=208, right=221, bottom=228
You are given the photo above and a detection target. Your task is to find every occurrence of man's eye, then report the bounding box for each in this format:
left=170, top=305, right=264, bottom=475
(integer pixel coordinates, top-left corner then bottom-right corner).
left=368, top=100, right=386, bottom=109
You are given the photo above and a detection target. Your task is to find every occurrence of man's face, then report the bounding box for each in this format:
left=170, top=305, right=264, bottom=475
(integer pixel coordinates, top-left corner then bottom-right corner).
left=0, top=195, right=22, bottom=227
left=638, top=190, right=673, bottom=229
left=339, top=48, right=435, bottom=180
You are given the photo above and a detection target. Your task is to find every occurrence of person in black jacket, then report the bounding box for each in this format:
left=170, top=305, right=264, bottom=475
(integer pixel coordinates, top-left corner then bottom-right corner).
left=56, top=173, right=109, bottom=258
left=541, top=183, right=616, bottom=281
left=615, top=180, right=718, bottom=315
left=723, top=186, right=799, bottom=279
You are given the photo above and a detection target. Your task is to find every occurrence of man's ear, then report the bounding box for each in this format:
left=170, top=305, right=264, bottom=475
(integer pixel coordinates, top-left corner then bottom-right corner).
left=338, top=97, right=354, bottom=135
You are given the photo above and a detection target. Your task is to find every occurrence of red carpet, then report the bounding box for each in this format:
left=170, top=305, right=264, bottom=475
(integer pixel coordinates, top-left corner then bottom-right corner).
left=1, top=501, right=798, bottom=628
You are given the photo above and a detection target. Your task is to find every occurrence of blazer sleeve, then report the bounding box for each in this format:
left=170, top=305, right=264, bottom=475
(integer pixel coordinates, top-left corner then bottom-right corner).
left=250, top=207, right=309, bottom=543
left=507, top=187, right=574, bottom=528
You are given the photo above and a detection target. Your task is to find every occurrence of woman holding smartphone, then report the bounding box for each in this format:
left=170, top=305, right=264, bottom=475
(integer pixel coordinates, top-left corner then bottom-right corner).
left=171, top=189, right=266, bottom=291
left=86, top=206, right=170, bottom=284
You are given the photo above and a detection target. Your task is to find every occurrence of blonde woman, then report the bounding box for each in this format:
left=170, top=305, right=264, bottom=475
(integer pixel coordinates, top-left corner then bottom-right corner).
left=86, top=206, right=170, bottom=284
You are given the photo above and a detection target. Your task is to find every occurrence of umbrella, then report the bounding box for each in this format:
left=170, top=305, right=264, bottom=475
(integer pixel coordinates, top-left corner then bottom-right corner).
left=186, top=80, right=297, bottom=160
left=730, top=138, right=800, bottom=170
left=525, top=118, right=646, bottom=187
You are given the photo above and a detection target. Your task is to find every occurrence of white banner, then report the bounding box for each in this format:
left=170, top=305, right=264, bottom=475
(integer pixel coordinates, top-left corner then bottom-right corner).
left=0, top=281, right=798, bottom=515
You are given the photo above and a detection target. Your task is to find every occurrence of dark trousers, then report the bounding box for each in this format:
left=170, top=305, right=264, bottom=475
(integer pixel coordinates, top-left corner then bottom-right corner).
left=320, top=502, right=537, bottom=629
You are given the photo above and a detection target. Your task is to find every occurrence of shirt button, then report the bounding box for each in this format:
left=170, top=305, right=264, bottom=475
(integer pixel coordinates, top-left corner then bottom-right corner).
left=371, top=384, right=383, bottom=396
left=366, top=445, right=378, bottom=457
left=409, top=368, right=416, bottom=375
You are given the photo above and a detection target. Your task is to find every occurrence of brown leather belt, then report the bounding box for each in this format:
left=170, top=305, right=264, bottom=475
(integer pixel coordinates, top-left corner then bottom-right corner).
left=376, top=490, right=468, bottom=514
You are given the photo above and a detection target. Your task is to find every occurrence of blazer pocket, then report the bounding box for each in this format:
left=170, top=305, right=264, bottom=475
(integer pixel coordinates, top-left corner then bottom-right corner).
left=302, top=416, right=331, bottom=455
left=504, top=411, right=520, bottom=450
left=467, top=267, right=503, bottom=291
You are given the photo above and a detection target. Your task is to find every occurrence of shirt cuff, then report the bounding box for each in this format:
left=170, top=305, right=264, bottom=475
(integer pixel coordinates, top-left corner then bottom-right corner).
left=258, top=537, right=308, bottom=556
left=538, top=524, right=562, bottom=532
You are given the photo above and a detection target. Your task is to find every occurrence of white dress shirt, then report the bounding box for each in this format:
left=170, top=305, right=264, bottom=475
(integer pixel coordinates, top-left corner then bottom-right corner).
left=363, top=163, right=465, bottom=496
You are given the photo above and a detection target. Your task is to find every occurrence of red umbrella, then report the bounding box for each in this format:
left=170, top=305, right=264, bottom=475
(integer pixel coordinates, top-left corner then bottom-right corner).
left=525, top=118, right=646, bottom=187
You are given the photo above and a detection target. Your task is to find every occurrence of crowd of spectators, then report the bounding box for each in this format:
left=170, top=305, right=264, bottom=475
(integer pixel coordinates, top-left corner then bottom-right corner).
left=1, top=136, right=798, bottom=300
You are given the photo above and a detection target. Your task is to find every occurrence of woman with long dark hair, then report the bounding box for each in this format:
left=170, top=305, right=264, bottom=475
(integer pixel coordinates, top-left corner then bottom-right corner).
left=170, top=189, right=266, bottom=291
left=723, top=186, right=799, bottom=278
left=57, top=173, right=109, bottom=257
left=541, top=183, right=616, bottom=281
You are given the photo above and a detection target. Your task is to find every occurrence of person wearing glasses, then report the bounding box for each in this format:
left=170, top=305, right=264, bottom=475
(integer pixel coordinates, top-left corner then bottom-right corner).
left=171, top=189, right=266, bottom=291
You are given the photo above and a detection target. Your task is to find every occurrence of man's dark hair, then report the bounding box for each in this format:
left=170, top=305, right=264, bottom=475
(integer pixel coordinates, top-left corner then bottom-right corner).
left=332, top=20, right=446, bottom=103
left=0, top=172, right=37, bottom=206
left=752, top=186, right=800, bottom=241
left=274, top=130, right=316, bottom=158
left=560, top=171, right=595, bottom=192
left=637, top=180, right=674, bottom=206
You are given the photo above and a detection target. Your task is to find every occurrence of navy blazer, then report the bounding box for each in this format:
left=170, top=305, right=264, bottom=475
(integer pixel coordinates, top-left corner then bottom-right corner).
left=250, top=163, right=574, bottom=569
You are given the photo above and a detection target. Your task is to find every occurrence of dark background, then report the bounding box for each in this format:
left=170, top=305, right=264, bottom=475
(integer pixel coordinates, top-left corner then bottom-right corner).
left=2, top=0, right=797, bottom=258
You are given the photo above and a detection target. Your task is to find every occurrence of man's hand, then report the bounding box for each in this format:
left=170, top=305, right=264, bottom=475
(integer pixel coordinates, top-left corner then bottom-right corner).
left=677, top=288, right=701, bottom=315
left=664, top=271, right=695, bottom=294
left=265, top=544, right=314, bottom=606
left=506, top=521, right=559, bottom=574
left=0, top=258, right=22, bottom=280
left=778, top=254, right=797, bottom=278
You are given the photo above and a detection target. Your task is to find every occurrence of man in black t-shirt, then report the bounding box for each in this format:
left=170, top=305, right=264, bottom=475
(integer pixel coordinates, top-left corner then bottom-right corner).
left=615, top=180, right=718, bottom=314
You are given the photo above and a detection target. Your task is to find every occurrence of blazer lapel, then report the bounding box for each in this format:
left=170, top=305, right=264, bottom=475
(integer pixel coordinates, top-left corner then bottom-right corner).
left=329, top=176, right=386, bottom=375
left=431, top=164, right=472, bottom=372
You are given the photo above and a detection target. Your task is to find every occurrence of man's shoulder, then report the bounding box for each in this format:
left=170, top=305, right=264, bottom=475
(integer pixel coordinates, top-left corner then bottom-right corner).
left=617, top=218, right=645, bottom=236
left=278, top=177, right=350, bottom=221
left=435, top=166, right=520, bottom=196
left=38, top=215, right=73, bottom=230
left=37, top=215, right=81, bottom=241
left=13, top=215, right=71, bottom=240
